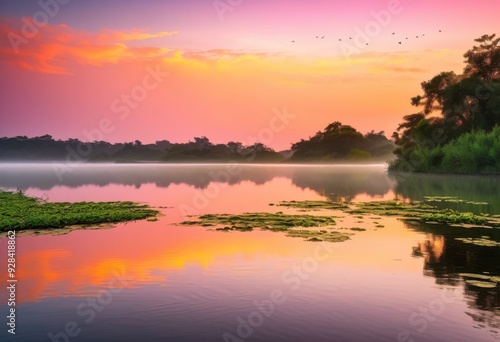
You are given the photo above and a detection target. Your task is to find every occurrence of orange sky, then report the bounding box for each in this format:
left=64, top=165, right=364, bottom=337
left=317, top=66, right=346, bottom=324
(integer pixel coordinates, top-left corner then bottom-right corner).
left=0, top=0, right=498, bottom=149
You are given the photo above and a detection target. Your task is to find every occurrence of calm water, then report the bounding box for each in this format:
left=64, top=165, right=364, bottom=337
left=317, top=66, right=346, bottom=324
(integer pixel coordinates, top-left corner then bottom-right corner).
left=0, top=163, right=499, bottom=342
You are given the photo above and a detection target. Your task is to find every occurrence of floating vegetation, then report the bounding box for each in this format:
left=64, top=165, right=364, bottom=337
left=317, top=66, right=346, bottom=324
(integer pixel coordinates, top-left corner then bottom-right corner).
left=181, top=212, right=336, bottom=232
left=0, top=190, right=159, bottom=231
left=458, top=274, right=500, bottom=289
left=458, top=273, right=493, bottom=280
left=275, top=200, right=348, bottom=210
left=423, top=196, right=489, bottom=206
left=490, top=276, right=500, bottom=283
left=350, top=227, right=366, bottom=231
left=286, top=229, right=350, bottom=242
left=455, top=237, right=500, bottom=247
left=274, top=200, right=500, bottom=228
left=375, top=224, right=385, bottom=228
left=465, top=280, right=498, bottom=289
left=180, top=212, right=353, bottom=242
left=420, top=210, right=487, bottom=225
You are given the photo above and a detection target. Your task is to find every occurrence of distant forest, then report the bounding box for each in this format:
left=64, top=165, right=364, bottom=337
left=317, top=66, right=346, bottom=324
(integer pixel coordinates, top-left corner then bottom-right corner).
left=0, top=122, right=395, bottom=163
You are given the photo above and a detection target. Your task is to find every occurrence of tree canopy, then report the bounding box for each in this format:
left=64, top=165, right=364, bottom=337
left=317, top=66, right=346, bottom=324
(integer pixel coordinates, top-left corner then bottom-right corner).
left=390, top=34, right=500, bottom=174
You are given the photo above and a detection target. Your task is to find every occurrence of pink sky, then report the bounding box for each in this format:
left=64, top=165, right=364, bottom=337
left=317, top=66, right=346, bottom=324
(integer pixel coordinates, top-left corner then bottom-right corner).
left=0, top=0, right=498, bottom=150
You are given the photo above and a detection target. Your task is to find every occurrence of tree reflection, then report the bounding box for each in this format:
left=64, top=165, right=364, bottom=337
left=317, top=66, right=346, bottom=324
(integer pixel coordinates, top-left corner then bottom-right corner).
left=0, top=164, right=393, bottom=201
left=405, top=220, right=500, bottom=338
left=392, top=172, right=500, bottom=214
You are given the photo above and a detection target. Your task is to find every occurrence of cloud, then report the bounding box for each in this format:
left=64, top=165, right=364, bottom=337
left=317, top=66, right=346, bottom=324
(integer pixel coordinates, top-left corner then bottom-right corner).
left=0, top=18, right=464, bottom=83
left=0, top=18, right=176, bottom=74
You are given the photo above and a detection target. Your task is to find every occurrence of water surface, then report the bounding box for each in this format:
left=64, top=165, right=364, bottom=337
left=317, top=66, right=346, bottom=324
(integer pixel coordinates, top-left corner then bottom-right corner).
left=0, top=163, right=498, bottom=342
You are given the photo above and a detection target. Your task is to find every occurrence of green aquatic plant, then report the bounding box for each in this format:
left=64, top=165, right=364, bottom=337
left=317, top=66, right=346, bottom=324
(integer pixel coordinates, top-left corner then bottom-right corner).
left=181, top=212, right=337, bottom=232
left=275, top=200, right=500, bottom=228
left=285, top=229, right=350, bottom=242
left=421, top=210, right=487, bottom=225
left=455, top=237, right=500, bottom=247
left=458, top=273, right=493, bottom=280
left=465, top=280, right=498, bottom=289
left=180, top=212, right=353, bottom=242
left=0, top=190, right=158, bottom=231
left=275, top=200, right=349, bottom=210
left=423, top=196, right=489, bottom=206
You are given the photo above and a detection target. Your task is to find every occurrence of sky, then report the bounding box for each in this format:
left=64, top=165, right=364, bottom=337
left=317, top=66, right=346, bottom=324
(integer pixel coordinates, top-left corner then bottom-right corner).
left=0, top=0, right=498, bottom=150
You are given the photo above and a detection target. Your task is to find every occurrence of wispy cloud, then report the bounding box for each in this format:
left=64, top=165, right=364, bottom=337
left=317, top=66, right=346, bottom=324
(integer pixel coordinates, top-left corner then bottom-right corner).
left=0, top=19, right=176, bottom=74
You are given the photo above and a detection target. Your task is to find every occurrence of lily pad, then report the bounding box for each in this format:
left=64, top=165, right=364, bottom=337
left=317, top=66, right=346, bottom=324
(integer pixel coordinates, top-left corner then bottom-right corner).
left=465, top=280, right=497, bottom=289
left=286, top=229, right=350, bottom=242
left=459, top=273, right=492, bottom=280
left=180, top=212, right=349, bottom=243
left=455, top=237, right=500, bottom=247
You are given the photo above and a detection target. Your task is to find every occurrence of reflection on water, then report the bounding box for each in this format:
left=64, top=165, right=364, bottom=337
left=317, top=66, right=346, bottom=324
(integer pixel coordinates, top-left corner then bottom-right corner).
left=406, top=221, right=500, bottom=339
left=0, top=163, right=394, bottom=202
left=393, top=172, right=500, bottom=214
left=0, top=164, right=499, bottom=341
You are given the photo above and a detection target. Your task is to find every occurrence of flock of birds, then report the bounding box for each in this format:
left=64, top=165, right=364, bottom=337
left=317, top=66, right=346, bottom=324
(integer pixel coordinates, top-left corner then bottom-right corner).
left=290, top=30, right=442, bottom=45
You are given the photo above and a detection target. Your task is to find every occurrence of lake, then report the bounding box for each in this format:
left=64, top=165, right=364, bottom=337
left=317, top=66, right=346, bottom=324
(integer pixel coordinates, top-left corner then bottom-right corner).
left=0, top=163, right=499, bottom=342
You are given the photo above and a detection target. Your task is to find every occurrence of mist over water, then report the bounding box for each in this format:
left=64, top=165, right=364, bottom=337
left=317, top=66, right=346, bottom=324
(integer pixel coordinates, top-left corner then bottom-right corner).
left=0, top=164, right=498, bottom=342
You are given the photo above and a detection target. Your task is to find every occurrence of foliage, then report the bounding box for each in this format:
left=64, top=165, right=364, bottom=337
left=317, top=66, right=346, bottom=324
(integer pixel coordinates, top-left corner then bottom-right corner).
left=274, top=200, right=500, bottom=227
left=0, top=124, right=395, bottom=163
left=179, top=212, right=351, bottom=242
left=0, top=190, right=158, bottom=231
left=181, top=212, right=337, bottom=231
left=289, top=122, right=395, bottom=162
left=391, top=126, right=500, bottom=174
left=420, top=209, right=487, bottom=225
left=390, top=34, right=500, bottom=174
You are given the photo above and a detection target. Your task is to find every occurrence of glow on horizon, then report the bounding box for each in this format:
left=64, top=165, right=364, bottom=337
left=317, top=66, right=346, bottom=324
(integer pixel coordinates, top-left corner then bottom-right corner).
left=0, top=0, right=497, bottom=150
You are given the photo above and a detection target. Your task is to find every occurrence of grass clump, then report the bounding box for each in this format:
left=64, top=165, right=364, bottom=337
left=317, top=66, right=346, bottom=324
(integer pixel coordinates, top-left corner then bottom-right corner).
left=420, top=210, right=487, bottom=225
left=465, top=280, right=498, bottom=289
left=0, top=190, right=158, bottom=231
left=276, top=200, right=348, bottom=210
left=455, top=237, right=500, bottom=247
left=286, top=229, right=350, bottom=242
left=274, top=200, right=500, bottom=228
left=181, top=212, right=336, bottom=232
left=180, top=212, right=352, bottom=243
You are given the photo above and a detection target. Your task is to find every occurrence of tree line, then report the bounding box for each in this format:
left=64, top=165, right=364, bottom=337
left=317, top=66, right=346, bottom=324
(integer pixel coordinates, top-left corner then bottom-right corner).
left=0, top=123, right=395, bottom=163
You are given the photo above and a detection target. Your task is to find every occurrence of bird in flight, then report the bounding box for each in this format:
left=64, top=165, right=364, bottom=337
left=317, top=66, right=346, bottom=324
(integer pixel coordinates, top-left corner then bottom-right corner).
left=392, top=32, right=395, bottom=35
left=291, top=40, right=295, bottom=43
left=398, top=42, right=402, bottom=44
left=439, top=30, right=442, bottom=32
left=321, top=36, right=325, bottom=39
